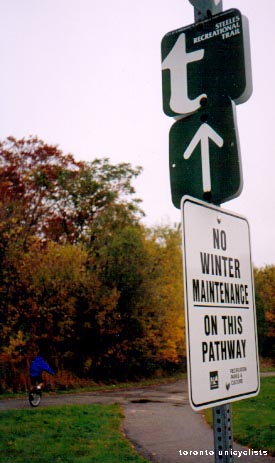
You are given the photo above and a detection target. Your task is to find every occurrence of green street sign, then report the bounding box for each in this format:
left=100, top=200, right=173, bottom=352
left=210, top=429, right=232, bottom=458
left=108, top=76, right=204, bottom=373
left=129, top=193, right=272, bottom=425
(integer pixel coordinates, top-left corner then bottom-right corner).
left=169, top=98, right=242, bottom=208
left=161, top=9, right=251, bottom=117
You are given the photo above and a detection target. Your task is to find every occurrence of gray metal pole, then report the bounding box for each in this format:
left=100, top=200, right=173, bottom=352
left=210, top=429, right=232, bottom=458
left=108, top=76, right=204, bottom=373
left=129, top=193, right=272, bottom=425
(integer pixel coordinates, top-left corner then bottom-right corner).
left=187, top=1, right=234, bottom=462
left=213, top=404, right=234, bottom=463
left=188, top=0, right=223, bottom=21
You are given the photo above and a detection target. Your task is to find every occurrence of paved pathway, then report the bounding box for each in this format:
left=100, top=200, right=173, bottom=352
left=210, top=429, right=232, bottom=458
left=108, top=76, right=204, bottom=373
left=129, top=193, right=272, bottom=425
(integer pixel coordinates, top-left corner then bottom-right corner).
left=1, top=378, right=274, bottom=463
left=122, top=380, right=274, bottom=463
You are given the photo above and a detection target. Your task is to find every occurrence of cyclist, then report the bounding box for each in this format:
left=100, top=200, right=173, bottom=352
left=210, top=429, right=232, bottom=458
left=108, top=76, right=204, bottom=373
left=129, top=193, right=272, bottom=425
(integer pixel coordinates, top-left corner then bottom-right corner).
left=29, top=348, right=54, bottom=390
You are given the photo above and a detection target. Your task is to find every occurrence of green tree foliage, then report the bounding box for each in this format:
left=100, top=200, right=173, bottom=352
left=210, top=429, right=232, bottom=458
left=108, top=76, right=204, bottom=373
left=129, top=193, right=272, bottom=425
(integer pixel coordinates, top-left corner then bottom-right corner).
left=254, top=266, right=275, bottom=357
left=0, top=136, right=185, bottom=390
left=0, top=136, right=142, bottom=248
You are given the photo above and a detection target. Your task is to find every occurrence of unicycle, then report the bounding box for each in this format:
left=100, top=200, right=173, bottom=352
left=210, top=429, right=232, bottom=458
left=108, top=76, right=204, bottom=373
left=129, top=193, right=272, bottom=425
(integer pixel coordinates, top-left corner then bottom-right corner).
left=28, top=385, right=42, bottom=407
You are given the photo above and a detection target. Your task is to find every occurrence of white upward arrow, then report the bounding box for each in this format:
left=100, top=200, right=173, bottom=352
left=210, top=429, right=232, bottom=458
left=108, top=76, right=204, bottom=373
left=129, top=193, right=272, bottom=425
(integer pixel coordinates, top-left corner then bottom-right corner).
left=183, top=123, right=224, bottom=192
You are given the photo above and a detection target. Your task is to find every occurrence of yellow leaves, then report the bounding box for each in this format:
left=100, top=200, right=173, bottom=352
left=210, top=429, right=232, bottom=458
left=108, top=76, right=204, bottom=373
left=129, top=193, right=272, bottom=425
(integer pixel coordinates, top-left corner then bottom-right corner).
left=1, top=330, right=26, bottom=363
left=137, top=225, right=186, bottom=365
left=1, top=211, right=187, bottom=382
left=265, top=311, right=275, bottom=337
left=254, top=265, right=275, bottom=353
left=0, top=138, right=190, bottom=384
left=266, top=312, right=275, bottom=323
left=24, top=241, right=87, bottom=288
left=96, top=289, right=120, bottom=332
left=83, top=357, right=93, bottom=373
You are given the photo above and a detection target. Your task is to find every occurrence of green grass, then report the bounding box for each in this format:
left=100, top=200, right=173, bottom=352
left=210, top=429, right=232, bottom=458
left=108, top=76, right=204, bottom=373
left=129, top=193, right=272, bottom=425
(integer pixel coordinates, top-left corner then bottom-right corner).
left=204, top=376, right=275, bottom=456
left=0, top=404, right=149, bottom=463
left=0, top=372, right=187, bottom=399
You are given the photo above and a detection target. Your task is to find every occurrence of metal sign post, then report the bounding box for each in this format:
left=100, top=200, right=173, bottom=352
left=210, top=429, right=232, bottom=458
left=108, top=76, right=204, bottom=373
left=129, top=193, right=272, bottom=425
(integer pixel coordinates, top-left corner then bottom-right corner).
left=187, top=3, right=237, bottom=461
left=161, top=1, right=258, bottom=462
left=189, top=3, right=234, bottom=461
left=213, top=404, right=234, bottom=463
left=189, top=0, right=223, bottom=21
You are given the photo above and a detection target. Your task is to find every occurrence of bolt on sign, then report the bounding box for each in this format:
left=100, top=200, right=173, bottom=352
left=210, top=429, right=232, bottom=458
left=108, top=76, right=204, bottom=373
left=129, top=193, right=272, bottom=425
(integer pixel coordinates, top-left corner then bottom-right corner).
left=181, top=196, right=259, bottom=411
left=161, top=9, right=252, bottom=206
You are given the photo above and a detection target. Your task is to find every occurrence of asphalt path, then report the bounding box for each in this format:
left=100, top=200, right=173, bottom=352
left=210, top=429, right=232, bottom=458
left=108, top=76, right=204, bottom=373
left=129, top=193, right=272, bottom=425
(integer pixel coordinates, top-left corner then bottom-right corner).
left=1, top=378, right=275, bottom=463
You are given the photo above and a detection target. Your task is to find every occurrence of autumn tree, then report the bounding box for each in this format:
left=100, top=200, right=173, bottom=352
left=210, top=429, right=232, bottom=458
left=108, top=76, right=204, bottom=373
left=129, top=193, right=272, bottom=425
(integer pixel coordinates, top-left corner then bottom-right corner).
left=0, top=136, right=142, bottom=248
left=0, top=137, right=143, bottom=382
left=0, top=136, right=79, bottom=250
left=0, top=136, right=187, bottom=389
left=84, top=223, right=185, bottom=379
left=137, top=225, right=185, bottom=371
left=90, top=224, right=152, bottom=378
left=0, top=241, right=91, bottom=390
left=254, top=265, right=275, bottom=357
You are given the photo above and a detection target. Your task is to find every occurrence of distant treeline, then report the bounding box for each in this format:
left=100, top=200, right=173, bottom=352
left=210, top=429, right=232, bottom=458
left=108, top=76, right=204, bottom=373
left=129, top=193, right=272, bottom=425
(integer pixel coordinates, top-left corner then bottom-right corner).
left=0, top=137, right=185, bottom=391
left=0, top=137, right=273, bottom=392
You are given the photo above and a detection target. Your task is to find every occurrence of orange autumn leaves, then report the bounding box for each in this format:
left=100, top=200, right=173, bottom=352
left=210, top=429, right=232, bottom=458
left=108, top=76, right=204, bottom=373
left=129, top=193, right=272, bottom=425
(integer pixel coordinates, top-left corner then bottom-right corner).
left=0, top=137, right=185, bottom=390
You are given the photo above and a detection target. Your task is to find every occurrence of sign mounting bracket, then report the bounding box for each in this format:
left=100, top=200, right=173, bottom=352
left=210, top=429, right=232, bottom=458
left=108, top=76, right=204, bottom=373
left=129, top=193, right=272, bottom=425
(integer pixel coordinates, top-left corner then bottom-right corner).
left=188, top=0, right=223, bottom=21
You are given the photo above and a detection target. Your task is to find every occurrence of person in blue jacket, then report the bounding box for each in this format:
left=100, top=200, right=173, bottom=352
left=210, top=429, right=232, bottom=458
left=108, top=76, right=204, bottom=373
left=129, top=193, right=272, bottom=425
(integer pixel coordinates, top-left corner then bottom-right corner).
left=29, top=348, right=54, bottom=389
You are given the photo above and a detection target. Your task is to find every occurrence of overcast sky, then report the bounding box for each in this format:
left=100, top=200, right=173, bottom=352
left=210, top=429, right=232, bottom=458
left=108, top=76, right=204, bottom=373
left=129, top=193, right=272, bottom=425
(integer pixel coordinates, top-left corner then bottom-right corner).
left=0, top=0, right=274, bottom=267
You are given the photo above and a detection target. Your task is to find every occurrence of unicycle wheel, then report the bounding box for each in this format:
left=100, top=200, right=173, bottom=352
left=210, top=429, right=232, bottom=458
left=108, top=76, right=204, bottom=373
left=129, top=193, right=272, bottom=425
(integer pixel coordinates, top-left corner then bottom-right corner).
left=29, top=389, right=41, bottom=407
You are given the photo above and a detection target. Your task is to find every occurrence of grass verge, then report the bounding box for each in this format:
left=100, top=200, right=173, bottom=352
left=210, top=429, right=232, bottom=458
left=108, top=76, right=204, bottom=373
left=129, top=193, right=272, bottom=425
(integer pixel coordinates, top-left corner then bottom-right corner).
left=0, top=372, right=186, bottom=399
left=204, top=376, right=275, bottom=456
left=0, top=404, right=149, bottom=463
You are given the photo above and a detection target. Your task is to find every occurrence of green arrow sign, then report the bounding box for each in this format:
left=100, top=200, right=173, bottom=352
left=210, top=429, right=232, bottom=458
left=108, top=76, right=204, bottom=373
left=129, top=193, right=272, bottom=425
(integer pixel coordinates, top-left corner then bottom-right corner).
left=169, top=98, right=242, bottom=208
left=183, top=121, right=224, bottom=192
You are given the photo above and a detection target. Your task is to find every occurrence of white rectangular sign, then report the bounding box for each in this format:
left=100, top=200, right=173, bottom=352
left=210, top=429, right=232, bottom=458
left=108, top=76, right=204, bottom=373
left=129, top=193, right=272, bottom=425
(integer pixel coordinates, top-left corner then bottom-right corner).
left=181, top=196, right=259, bottom=410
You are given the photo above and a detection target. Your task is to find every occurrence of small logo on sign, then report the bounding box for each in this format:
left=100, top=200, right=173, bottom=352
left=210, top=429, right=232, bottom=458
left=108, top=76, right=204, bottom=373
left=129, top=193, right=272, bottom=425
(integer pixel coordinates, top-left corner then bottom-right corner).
left=226, top=382, right=230, bottom=390
left=210, top=371, right=219, bottom=390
